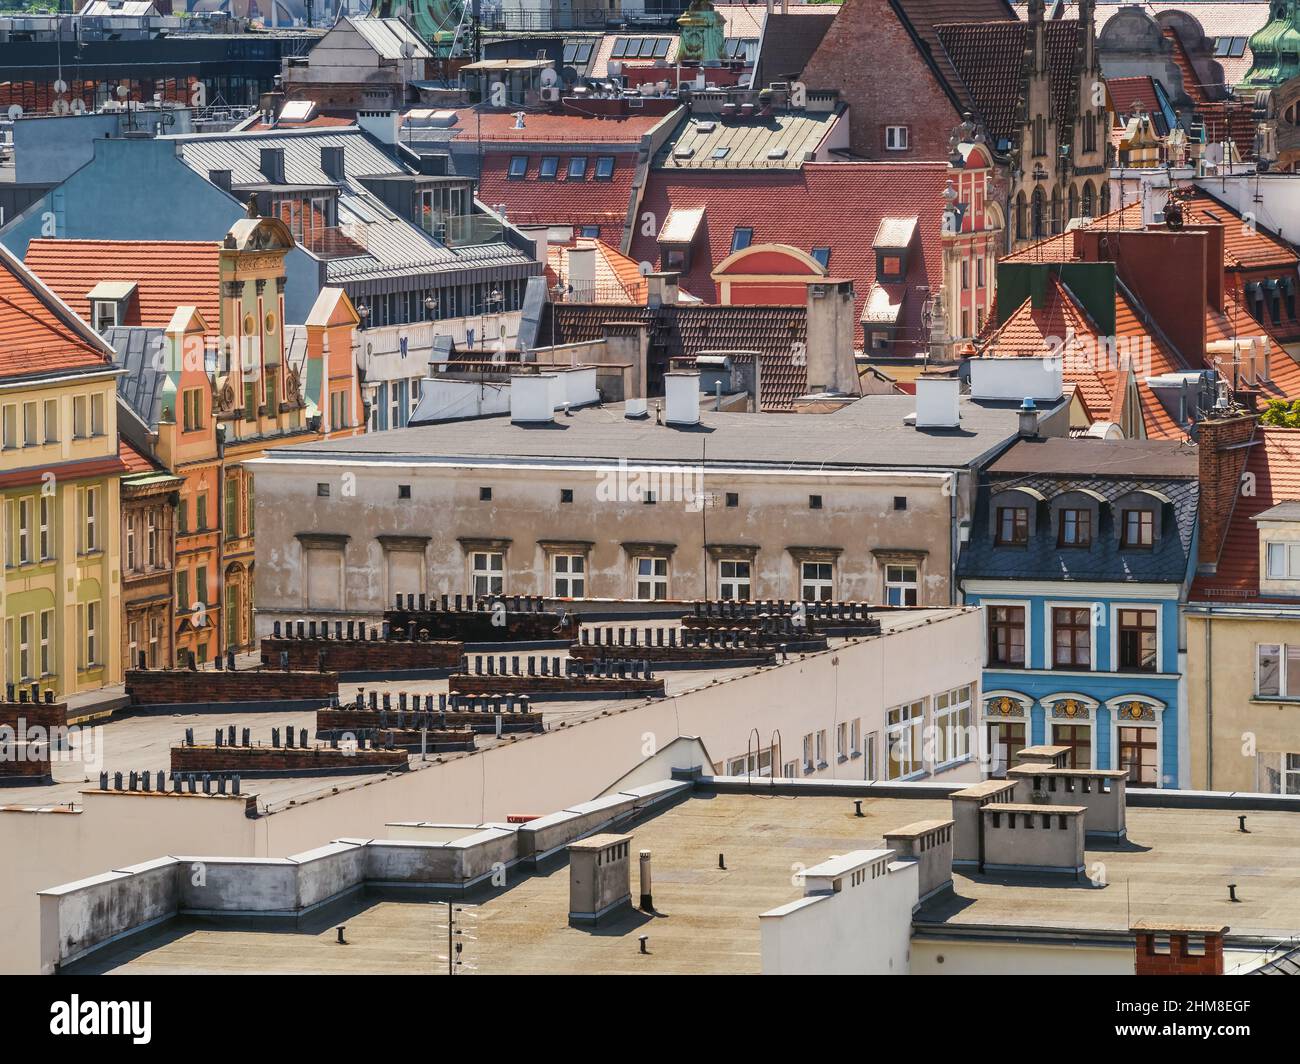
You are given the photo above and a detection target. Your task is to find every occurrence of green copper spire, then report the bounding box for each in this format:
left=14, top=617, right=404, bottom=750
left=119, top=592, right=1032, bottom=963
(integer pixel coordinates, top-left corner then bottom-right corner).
left=1239, top=1, right=1300, bottom=93
left=677, top=0, right=726, bottom=65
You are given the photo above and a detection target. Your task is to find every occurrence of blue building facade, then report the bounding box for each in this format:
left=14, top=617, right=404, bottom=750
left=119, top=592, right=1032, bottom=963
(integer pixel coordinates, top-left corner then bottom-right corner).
left=958, top=438, right=1199, bottom=788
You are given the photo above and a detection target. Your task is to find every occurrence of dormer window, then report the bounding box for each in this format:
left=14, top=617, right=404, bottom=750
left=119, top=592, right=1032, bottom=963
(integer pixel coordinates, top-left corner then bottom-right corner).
left=1266, top=542, right=1300, bottom=580
left=86, top=280, right=136, bottom=334
left=93, top=301, right=118, bottom=332
left=1059, top=508, right=1092, bottom=548
left=1122, top=509, right=1155, bottom=549
left=996, top=506, right=1029, bottom=546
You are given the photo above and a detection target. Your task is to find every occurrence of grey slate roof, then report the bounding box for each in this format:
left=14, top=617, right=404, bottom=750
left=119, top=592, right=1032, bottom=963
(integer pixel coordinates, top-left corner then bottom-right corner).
left=1252, top=944, right=1300, bottom=975
left=170, top=128, right=535, bottom=286
left=252, top=393, right=1057, bottom=471
left=958, top=451, right=1200, bottom=586
left=105, top=326, right=169, bottom=429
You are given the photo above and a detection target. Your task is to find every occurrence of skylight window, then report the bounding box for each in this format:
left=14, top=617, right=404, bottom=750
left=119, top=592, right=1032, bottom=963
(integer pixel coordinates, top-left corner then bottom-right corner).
left=595, top=156, right=615, bottom=179
left=811, top=247, right=831, bottom=268
left=568, top=157, right=587, bottom=179
left=508, top=155, right=527, bottom=179
left=731, top=227, right=753, bottom=252
left=563, top=41, right=594, bottom=65
left=711, top=146, right=730, bottom=160
left=539, top=156, right=559, bottom=180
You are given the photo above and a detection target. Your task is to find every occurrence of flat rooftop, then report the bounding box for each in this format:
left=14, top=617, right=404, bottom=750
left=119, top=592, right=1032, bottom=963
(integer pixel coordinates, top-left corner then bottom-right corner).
left=250, top=394, right=1060, bottom=471
left=10, top=611, right=945, bottom=815
left=65, top=792, right=1300, bottom=974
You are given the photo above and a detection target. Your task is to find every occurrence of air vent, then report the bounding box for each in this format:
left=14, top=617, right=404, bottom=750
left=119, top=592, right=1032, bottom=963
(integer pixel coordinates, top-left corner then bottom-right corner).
left=695, top=121, right=717, bottom=132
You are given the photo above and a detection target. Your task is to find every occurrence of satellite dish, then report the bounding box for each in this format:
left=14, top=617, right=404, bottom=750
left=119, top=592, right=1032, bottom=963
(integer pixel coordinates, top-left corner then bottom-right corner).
left=540, top=67, right=559, bottom=88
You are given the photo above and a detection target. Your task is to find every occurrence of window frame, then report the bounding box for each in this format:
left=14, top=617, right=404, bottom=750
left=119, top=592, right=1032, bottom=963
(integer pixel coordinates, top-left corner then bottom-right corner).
left=471, top=550, right=505, bottom=598
left=1050, top=604, right=1094, bottom=671
left=884, top=563, right=919, bottom=607
left=884, top=125, right=909, bottom=151
left=800, top=560, right=834, bottom=602
left=1058, top=507, right=1093, bottom=548
left=986, top=602, right=1027, bottom=668
left=551, top=552, right=586, bottom=598
left=1121, top=508, right=1155, bottom=549
left=995, top=505, right=1029, bottom=546
left=1115, top=605, right=1160, bottom=673
left=634, top=555, right=668, bottom=600
left=718, top=558, right=752, bottom=601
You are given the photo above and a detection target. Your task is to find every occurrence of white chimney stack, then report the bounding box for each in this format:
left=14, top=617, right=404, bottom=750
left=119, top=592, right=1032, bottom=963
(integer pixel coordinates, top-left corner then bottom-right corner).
left=568, top=245, right=597, bottom=303
left=664, top=371, right=701, bottom=427
left=510, top=373, right=557, bottom=424
left=914, top=376, right=961, bottom=429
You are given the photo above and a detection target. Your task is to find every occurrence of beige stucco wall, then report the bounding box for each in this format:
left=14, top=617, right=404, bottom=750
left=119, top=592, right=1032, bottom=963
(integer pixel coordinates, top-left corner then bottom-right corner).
left=251, top=455, right=970, bottom=622
left=1185, top=611, right=1300, bottom=792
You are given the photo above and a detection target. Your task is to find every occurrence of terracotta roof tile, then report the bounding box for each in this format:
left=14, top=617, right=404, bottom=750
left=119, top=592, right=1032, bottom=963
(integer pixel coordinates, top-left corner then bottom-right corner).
left=628, top=161, right=948, bottom=352
left=1192, top=426, right=1300, bottom=601
left=24, top=240, right=222, bottom=330
left=547, top=239, right=650, bottom=304
left=478, top=150, right=638, bottom=238
left=0, top=243, right=115, bottom=381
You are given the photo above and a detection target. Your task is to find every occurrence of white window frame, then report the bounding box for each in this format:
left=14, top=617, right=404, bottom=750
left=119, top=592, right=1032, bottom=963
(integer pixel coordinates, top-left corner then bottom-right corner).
left=552, top=552, right=586, bottom=598
left=850, top=718, right=861, bottom=758
left=1284, top=752, right=1300, bottom=795
left=634, top=556, right=668, bottom=600
left=90, top=392, right=105, bottom=436
left=982, top=596, right=1033, bottom=669
left=800, top=560, right=834, bottom=602
left=1266, top=541, right=1300, bottom=580
left=22, top=400, right=38, bottom=446
left=1, top=403, right=15, bottom=449
left=72, top=395, right=88, bottom=439
left=471, top=550, right=504, bottom=598
left=1255, top=642, right=1300, bottom=699
left=718, top=558, right=752, bottom=601
left=83, top=486, right=99, bottom=553
left=93, top=300, right=118, bottom=332
left=17, top=496, right=32, bottom=565
left=835, top=721, right=848, bottom=762
left=815, top=729, right=827, bottom=768
left=18, top=612, right=33, bottom=681
left=85, top=599, right=99, bottom=667
left=934, top=684, right=974, bottom=768
left=887, top=699, right=926, bottom=780
left=39, top=609, right=52, bottom=676
left=884, top=563, right=919, bottom=607
left=885, top=125, right=910, bottom=151
left=39, top=495, right=52, bottom=561
left=801, top=733, right=814, bottom=774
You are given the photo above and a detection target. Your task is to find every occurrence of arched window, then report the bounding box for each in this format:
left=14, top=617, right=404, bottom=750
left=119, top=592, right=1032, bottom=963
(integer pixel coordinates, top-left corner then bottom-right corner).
left=1100, top=182, right=1111, bottom=215
left=1068, top=184, right=1079, bottom=223
left=1015, top=191, right=1027, bottom=241
left=1081, top=180, right=1095, bottom=218
left=1032, top=187, right=1046, bottom=239
left=1050, top=185, right=1064, bottom=235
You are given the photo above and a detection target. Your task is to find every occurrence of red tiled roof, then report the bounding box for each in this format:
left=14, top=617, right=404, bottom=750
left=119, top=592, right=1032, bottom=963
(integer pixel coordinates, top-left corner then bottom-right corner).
left=1196, top=97, right=1257, bottom=160
left=628, top=161, right=948, bottom=351
left=1191, top=426, right=1300, bottom=601
left=1183, top=189, right=1298, bottom=271
left=975, top=274, right=1190, bottom=440
left=24, top=240, right=222, bottom=330
left=546, top=239, right=651, bottom=304
left=1108, top=76, right=1166, bottom=130
left=1162, top=26, right=1211, bottom=107
left=479, top=150, right=638, bottom=237
left=0, top=450, right=128, bottom=489
left=119, top=438, right=162, bottom=476
left=936, top=17, right=1081, bottom=146
left=0, top=243, right=115, bottom=381
left=246, top=114, right=356, bottom=132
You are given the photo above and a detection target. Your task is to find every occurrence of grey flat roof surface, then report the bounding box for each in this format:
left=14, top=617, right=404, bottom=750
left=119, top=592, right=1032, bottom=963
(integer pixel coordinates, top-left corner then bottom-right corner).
left=987, top=436, right=1199, bottom=478
left=67, top=794, right=1300, bottom=974
left=253, top=395, right=1049, bottom=470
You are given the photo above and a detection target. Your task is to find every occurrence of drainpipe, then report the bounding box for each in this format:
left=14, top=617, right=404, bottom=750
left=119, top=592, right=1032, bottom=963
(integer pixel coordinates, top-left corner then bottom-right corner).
left=1204, top=613, right=1213, bottom=790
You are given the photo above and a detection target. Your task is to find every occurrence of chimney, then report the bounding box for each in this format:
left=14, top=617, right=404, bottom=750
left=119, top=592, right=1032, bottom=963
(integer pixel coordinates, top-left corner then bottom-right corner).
left=567, top=833, right=633, bottom=926
left=1131, top=922, right=1227, bottom=976
left=646, top=272, right=679, bottom=309
left=1196, top=413, right=1257, bottom=568
left=914, top=376, right=961, bottom=429
left=568, top=245, right=597, bottom=303
left=510, top=373, right=557, bottom=424
left=1018, top=396, right=1039, bottom=438
left=882, top=820, right=954, bottom=902
left=639, top=849, right=653, bottom=910
left=664, top=370, right=701, bottom=427
left=258, top=147, right=286, bottom=185
left=804, top=279, right=858, bottom=394
left=320, top=145, right=345, bottom=181
left=209, top=169, right=233, bottom=194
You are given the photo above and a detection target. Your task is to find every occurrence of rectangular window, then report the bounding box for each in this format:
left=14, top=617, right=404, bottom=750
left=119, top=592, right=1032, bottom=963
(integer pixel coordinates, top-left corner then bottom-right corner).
left=595, top=156, right=615, bottom=179
left=850, top=718, right=861, bottom=757
left=811, top=247, right=831, bottom=268
left=987, top=604, right=1026, bottom=667
left=567, top=157, right=587, bottom=179
left=1059, top=508, right=1092, bottom=547
left=815, top=729, right=827, bottom=766
left=126, top=516, right=137, bottom=571
left=802, top=733, right=814, bottom=772
left=635, top=556, right=668, bottom=600
left=1122, top=509, right=1154, bottom=548
left=196, top=492, right=208, bottom=532
left=148, top=511, right=159, bottom=566
left=195, top=565, right=208, bottom=609
left=36, top=497, right=54, bottom=561
left=887, top=699, right=925, bottom=779
left=552, top=553, right=586, bottom=598
left=244, top=381, right=257, bottom=422
left=538, top=157, right=558, bottom=180
left=471, top=551, right=504, bottom=597
left=1117, top=608, right=1158, bottom=672
left=22, top=401, right=38, bottom=446
left=1052, top=607, right=1092, bottom=670
left=17, top=497, right=32, bottom=564
left=885, top=564, right=918, bottom=607
left=0, top=404, right=15, bottom=449
left=885, top=125, right=909, bottom=151
left=801, top=561, right=833, bottom=602
left=39, top=609, right=52, bottom=676
left=507, top=155, right=527, bottom=179
left=43, top=398, right=58, bottom=443
left=83, top=486, right=98, bottom=552
left=178, top=496, right=190, bottom=535
left=731, top=227, right=753, bottom=252
left=934, top=684, right=973, bottom=765
left=90, top=393, right=105, bottom=436
left=718, top=559, right=751, bottom=601
left=18, top=613, right=32, bottom=681
left=225, top=478, right=239, bottom=540
left=93, top=300, right=118, bottom=332
left=996, top=506, right=1028, bottom=545
left=1257, top=643, right=1300, bottom=698
left=72, top=395, right=87, bottom=439
left=176, top=569, right=190, bottom=612
left=85, top=600, right=99, bottom=667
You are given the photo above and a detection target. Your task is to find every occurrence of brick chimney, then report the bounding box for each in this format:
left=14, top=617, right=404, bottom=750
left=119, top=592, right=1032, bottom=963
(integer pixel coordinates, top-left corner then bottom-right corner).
left=1132, top=922, right=1227, bottom=976
left=1196, top=413, right=1256, bottom=569
left=1072, top=227, right=1208, bottom=365
left=804, top=279, right=859, bottom=394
